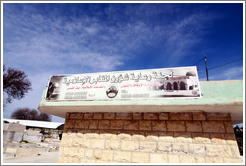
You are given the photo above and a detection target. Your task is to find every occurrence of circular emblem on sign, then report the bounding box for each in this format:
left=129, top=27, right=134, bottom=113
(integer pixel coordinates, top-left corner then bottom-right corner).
left=106, top=85, right=118, bottom=98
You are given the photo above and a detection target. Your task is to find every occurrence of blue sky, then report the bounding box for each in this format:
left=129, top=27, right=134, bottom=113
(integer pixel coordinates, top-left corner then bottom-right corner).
left=2, top=3, right=244, bottom=122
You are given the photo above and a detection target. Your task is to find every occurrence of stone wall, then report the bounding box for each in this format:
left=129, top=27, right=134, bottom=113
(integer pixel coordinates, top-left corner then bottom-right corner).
left=3, top=123, right=26, bottom=143
left=58, top=112, right=242, bottom=163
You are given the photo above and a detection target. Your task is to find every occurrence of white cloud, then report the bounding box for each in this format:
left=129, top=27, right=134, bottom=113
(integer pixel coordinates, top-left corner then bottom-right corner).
left=209, top=66, right=244, bottom=80
left=4, top=4, right=218, bottom=73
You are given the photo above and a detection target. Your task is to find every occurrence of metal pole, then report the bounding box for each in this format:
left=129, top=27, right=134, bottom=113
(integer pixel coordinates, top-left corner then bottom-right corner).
left=205, top=56, right=209, bottom=81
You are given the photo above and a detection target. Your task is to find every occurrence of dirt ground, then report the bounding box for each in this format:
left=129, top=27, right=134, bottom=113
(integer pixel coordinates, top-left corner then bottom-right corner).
left=3, top=151, right=59, bottom=163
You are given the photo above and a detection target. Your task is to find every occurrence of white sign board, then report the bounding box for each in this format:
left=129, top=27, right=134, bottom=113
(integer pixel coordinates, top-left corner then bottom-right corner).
left=45, top=66, right=201, bottom=101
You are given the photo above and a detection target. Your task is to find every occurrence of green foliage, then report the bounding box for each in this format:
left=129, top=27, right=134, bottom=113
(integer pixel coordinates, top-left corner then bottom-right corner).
left=20, top=140, right=29, bottom=143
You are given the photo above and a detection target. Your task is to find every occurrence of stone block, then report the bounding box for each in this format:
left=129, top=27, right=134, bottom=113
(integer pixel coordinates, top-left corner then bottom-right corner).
left=152, top=121, right=166, bottom=131
left=84, top=159, right=95, bottom=163
left=61, top=135, right=73, bottom=147
left=132, top=152, right=150, bottom=163
left=118, top=132, right=132, bottom=140
left=77, top=120, right=90, bottom=129
left=168, top=155, right=180, bottom=163
left=67, top=156, right=80, bottom=163
left=180, top=155, right=195, bottom=163
left=133, top=113, right=143, bottom=120
left=105, top=140, right=120, bottom=150
left=69, top=113, right=83, bottom=119
left=205, top=157, right=223, bottom=163
left=205, top=144, right=224, bottom=157
left=139, top=121, right=152, bottom=130
left=192, top=133, right=211, bottom=144
left=99, top=130, right=118, bottom=139
left=186, top=121, right=202, bottom=132
left=113, top=151, right=131, bottom=162
left=102, top=150, right=113, bottom=161
left=110, top=120, right=124, bottom=129
left=98, top=120, right=110, bottom=129
left=159, top=112, right=169, bottom=120
left=93, top=113, right=103, bottom=119
left=115, top=113, right=132, bottom=120
left=23, top=133, right=43, bottom=143
left=84, top=149, right=93, bottom=159
left=124, top=120, right=139, bottom=130
left=192, top=112, right=207, bottom=121
left=63, top=147, right=72, bottom=157
left=220, top=145, right=233, bottom=158
left=66, top=112, right=70, bottom=119
left=189, top=144, right=205, bottom=156
left=6, top=123, right=26, bottom=132
left=230, top=145, right=241, bottom=157
left=3, top=131, right=24, bottom=143
left=145, top=132, right=159, bottom=141
left=26, top=130, right=42, bottom=135
left=83, top=131, right=100, bottom=139
left=57, top=156, right=67, bottom=163
left=15, top=148, right=40, bottom=156
left=206, top=113, right=230, bottom=121
left=75, top=148, right=85, bottom=158
left=72, top=137, right=91, bottom=148
left=172, top=143, right=189, bottom=154
left=3, top=123, right=9, bottom=131
left=174, top=132, right=192, bottom=143
left=3, top=153, right=16, bottom=160
left=139, top=141, right=157, bottom=152
left=74, top=120, right=83, bottom=129
left=224, top=121, right=234, bottom=133
left=169, top=112, right=192, bottom=120
left=63, top=147, right=84, bottom=158
left=89, top=120, right=98, bottom=129
left=103, top=113, right=115, bottom=119
left=210, top=133, right=226, bottom=144
left=167, top=121, right=185, bottom=132
left=94, top=149, right=102, bottom=159
left=91, top=139, right=105, bottom=149
left=150, top=153, right=168, bottom=163
left=121, top=140, right=138, bottom=151
left=223, top=157, right=243, bottom=163
left=65, top=120, right=75, bottom=129
left=58, top=147, right=64, bottom=156
left=157, top=142, right=172, bottom=152
left=143, top=113, right=158, bottom=120
left=83, top=113, right=94, bottom=119
left=132, top=131, right=145, bottom=141
left=192, top=112, right=206, bottom=120
left=224, top=134, right=237, bottom=145
left=96, top=160, right=114, bottom=163
left=76, top=131, right=84, bottom=138
left=159, top=132, right=174, bottom=142
left=202, top=121, right=225, bottom=133
left=194, top=156, right=206, bottom=163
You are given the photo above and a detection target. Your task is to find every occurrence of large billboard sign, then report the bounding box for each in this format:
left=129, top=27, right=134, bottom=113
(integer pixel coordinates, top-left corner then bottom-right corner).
left=45, top=66, right=201, bottom=101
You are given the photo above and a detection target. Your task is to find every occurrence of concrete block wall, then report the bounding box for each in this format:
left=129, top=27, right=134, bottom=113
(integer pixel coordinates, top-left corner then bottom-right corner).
left=58, top=112, right=242, bottom=163
left=3, top=131, right=24, bottom=143
left=3, top=123, right=26, bottom=132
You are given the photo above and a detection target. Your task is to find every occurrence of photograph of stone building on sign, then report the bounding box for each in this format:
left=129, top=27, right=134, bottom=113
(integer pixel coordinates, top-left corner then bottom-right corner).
left=153, top=70, right=200, bottom=97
